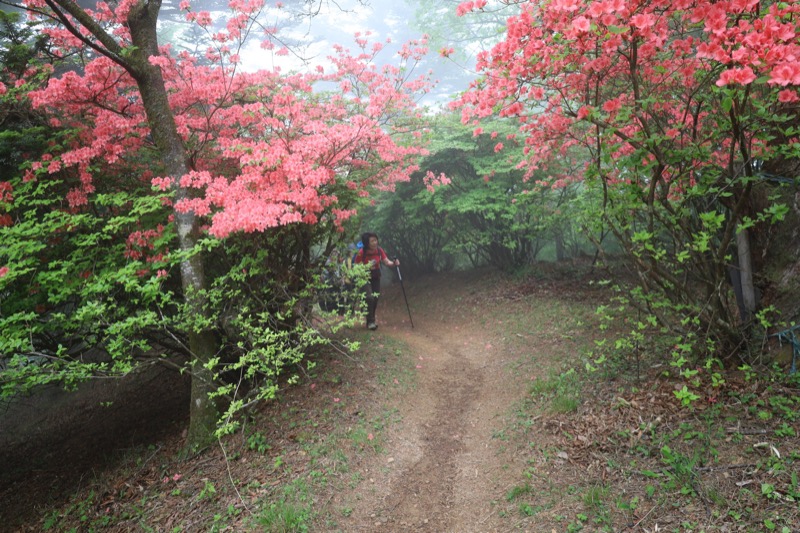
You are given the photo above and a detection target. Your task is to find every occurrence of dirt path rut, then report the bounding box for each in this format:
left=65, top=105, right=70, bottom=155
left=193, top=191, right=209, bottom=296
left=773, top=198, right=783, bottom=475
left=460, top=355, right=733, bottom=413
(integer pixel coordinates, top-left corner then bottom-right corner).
left=337, top=278, right=537, bottom=532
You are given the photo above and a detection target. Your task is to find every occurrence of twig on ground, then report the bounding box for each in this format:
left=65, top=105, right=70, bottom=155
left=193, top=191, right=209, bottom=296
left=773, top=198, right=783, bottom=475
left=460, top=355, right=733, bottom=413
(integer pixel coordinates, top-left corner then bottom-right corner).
left=631, top=502, right=660, bottom=530
left=479, top=508, right=496, bottom=524
left=218, top=437, right=252, bottom=517
left=695, top=463, right=756, bottom=473
left=726, top=427, right=767, bottom=435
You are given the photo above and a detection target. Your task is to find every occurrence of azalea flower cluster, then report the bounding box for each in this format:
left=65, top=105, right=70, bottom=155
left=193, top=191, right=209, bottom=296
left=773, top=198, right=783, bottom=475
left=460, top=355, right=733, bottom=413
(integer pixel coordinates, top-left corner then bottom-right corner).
left=454, top=0, right=800, bottom=189
left=124, top=226, right=168, bottom=263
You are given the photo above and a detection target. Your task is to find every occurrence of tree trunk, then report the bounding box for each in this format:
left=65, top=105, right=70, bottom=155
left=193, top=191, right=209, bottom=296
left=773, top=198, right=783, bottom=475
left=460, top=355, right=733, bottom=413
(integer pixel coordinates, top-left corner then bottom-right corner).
left=736, top=226, right=757, bottom=324
left=554, top=231, right=565, bottom=262
left=126, top=1, right=219, bottom=450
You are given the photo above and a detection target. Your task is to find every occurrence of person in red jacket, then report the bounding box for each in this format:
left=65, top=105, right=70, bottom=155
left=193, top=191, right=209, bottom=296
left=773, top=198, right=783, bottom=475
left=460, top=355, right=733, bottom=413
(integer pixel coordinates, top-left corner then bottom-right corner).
left=354, top=232, right=399, bottom=330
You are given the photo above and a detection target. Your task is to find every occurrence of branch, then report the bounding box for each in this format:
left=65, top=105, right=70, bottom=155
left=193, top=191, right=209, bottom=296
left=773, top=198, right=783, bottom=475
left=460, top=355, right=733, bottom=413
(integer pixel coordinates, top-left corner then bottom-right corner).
left=43, top=0, right=134, bottom=74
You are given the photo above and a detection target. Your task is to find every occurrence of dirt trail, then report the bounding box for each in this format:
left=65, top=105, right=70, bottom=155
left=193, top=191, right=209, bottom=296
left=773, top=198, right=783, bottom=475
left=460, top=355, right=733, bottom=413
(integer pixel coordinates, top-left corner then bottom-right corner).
left=337, top=275, right=542, bottom=532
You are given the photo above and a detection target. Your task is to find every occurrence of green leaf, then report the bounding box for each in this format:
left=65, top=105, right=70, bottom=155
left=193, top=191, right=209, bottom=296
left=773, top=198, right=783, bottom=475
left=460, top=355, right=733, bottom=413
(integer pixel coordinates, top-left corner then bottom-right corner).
left=722, top=97, right=733, bottom=113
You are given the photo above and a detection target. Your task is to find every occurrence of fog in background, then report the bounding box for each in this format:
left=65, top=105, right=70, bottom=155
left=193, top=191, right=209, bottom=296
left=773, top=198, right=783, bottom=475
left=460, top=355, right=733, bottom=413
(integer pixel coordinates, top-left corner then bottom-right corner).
left=159, top=0, right=507, bottom=108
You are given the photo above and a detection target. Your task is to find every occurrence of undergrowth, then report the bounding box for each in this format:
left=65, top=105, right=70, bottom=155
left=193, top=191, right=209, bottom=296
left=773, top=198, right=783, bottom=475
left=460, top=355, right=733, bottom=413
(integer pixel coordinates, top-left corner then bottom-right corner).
left=521, top=350, right=800, bottom=532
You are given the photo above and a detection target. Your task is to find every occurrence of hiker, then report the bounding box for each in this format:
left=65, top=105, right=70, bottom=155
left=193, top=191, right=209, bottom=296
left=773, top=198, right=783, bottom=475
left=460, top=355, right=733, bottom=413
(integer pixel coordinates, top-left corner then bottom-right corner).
left=343, top=241, right=359, bottom=290
left=354, top=232, right=399, bottom=330
left=319, top=248, right=347, bottom=313
left=349, top=240, right=362, bottom=265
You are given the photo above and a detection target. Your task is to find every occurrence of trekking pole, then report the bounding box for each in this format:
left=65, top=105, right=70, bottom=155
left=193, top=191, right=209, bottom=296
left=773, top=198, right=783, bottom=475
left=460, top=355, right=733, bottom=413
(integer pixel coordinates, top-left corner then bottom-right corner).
left=394, top=259, right=414, bottom=328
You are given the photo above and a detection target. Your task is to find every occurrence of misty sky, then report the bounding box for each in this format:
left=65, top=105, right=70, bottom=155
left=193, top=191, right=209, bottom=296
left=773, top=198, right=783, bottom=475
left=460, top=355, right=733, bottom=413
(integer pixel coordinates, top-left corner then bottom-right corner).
left=234, top=0, right=484, bottom=109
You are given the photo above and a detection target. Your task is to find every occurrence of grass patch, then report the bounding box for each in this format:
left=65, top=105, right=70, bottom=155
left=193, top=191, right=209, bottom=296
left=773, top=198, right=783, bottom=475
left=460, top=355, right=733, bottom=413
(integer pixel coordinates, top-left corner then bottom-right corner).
left=506, top=482, right=533, bottom=501
left=529, top=368, right=582, bottom=413
left=251, top=500, right=311, bottom=532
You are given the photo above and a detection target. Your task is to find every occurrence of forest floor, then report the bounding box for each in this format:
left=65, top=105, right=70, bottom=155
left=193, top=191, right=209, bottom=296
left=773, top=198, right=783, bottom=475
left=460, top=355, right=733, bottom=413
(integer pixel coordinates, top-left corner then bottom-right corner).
left=1, top=266, right=798, bottom=532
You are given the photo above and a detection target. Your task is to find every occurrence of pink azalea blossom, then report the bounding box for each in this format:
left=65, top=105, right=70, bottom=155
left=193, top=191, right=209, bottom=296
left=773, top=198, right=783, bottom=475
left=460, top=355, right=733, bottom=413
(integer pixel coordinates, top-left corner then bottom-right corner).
left=576, top=106, right=592, bottom=120
left=716, top=67, right=757, bottom=87
left=630, top=13, right=656, bottom=30
left=602, top=98, right=622, bottom=113
left=572, top=16, right=591, bottom=33
left=769, top=63, right=800, bottom=86
left=777, top=89, right=799, bottom=103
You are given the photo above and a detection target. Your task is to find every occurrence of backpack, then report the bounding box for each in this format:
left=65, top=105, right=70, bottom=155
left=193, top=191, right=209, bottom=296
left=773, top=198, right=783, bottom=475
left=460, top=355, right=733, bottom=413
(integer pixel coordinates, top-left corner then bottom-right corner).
left=351, top=241, right=363, bottom=264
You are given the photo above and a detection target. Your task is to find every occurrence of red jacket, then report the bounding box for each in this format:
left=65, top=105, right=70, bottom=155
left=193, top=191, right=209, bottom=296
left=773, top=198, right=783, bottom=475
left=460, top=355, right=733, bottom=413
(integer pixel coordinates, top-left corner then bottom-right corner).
left=355, top=247, right=388, bottom=278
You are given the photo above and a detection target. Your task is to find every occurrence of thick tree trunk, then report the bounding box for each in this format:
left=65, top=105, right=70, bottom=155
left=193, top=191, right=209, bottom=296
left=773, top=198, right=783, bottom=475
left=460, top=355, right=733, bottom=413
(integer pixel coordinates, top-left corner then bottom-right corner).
left=127, top=1, right=219, bottom=450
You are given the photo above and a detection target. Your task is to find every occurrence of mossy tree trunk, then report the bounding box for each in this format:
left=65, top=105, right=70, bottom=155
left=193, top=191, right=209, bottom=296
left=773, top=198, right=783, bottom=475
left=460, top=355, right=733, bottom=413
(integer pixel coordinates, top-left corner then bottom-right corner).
left=126, top=1, right=219, bottom=450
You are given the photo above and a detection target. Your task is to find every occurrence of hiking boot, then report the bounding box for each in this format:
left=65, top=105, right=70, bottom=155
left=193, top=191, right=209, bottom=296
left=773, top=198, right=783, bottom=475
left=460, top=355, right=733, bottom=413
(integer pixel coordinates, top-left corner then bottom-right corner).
left=367, top=322, right=377, bottom=330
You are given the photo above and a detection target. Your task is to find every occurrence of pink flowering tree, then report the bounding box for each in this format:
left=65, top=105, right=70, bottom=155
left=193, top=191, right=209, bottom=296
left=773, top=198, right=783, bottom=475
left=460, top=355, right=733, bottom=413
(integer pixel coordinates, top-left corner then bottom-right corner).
left=454, top=0, right=800, bottom=366
left=0, top=0, right=432, bottom=447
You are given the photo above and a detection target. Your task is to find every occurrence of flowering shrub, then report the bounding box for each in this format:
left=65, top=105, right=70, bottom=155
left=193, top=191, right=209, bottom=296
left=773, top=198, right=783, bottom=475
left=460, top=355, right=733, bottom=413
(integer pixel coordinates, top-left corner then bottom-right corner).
left=454, top=0, right=800, bottom=364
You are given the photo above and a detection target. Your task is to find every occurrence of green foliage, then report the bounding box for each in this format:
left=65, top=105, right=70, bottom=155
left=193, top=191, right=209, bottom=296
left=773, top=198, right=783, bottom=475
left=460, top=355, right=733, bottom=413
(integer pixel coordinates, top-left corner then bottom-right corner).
left=408, top=0, right=507, bottom=64
left=198, top=480, right=217, bottom=501
left=197, top=230, right=366, bottom=437
left=0, top=11, right=57, bottom=179
left=0, top=170, right=175, bottom=396
left=0, top=154, right=363, bottom=443
left=506, top=482, right=532, bottom=501
left=247, top=431, right=271, bottom=454
left=253, top=501, right=311, bottom=532
left=0, top=11, right=50, bottom=79
left=41, top=490, right=120, bottom=531
left=371, top=112, right=594, bottom=274
left=529, top=368, right=582, bottom=413
left=572, top=77, right=800, bottom=373
left=673, top=385, right=700, bottom=407
left=659, top=445, right=700, bottom=496
left=251, top=478, right=313, bottom=532
left=363, top=171, right=453, bottom=275
left=2, top=22, right=176, bottom=398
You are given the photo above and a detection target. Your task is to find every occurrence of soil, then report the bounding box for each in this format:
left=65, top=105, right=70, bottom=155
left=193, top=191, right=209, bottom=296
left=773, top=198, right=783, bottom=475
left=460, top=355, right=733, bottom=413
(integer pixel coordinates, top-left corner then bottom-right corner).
left=1, top=266, right=798, bottom=532
left=329, top=269, right=554, bottom=531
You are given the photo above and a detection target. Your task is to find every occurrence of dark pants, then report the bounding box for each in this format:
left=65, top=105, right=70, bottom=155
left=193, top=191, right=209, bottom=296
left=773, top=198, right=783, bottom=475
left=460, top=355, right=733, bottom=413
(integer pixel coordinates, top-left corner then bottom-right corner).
left=364, top=275, right=381, bottom=325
